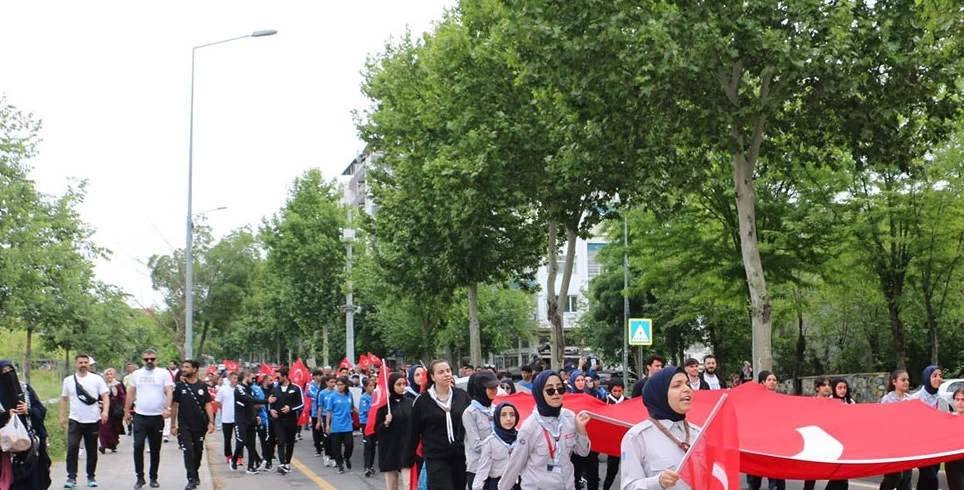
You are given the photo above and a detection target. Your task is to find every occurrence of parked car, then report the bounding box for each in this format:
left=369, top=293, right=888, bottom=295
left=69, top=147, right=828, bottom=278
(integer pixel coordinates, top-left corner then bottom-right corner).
left=939, top=378, right=964, bottom=406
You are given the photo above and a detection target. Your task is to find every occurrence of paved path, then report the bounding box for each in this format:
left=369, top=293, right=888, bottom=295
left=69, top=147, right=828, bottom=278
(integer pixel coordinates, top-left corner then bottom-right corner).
left=50, top=432, right=214, bottom=490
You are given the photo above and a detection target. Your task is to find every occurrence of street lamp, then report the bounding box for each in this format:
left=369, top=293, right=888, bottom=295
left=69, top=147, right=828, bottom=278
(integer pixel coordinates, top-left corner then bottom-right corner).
left=185, top=30, right=276, bottom=360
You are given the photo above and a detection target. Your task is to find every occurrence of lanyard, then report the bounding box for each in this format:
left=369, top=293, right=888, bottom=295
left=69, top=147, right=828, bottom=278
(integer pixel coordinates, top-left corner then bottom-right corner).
left=541, top=426, right=559, bottom=464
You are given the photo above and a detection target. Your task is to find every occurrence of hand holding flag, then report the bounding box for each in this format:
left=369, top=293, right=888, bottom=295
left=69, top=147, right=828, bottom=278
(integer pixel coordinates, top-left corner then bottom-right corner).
left=677, top=393, right=740, bottom=490
left=364, top=359, right=391, bottom=436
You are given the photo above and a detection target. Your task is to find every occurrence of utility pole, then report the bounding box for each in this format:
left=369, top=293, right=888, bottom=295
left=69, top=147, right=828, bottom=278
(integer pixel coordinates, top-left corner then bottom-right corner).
left=345, top=207, right=355, bottom=364
left=622, top=213, right=630, bottom=383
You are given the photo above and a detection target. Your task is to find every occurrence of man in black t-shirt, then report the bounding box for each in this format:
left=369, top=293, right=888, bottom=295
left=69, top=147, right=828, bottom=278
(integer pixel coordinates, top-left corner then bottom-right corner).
left=170, top=360, right=214, bottom=490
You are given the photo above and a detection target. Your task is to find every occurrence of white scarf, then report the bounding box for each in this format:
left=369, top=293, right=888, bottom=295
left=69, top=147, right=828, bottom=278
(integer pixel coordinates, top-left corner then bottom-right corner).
left=428, top=385, right=455, bottom=443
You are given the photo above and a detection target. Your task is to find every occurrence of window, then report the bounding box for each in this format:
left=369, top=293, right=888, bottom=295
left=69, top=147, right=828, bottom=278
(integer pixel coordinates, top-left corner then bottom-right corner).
left=563, top=295, right=579, bottom=313
left=587, top=243, right=605, bottom=278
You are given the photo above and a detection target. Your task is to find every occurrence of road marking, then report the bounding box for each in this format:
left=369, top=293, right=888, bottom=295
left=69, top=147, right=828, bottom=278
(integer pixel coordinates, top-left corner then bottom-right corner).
left=290, top=457, right=338, bottom=490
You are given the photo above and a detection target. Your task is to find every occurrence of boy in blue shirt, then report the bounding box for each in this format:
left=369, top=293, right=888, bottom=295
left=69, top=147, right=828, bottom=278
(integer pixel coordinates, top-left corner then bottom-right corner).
left=314, top=375, right=337, bottom=467
left=325, top=376, right=357, bottom=474
left=306, top=369, right=325, bottom=457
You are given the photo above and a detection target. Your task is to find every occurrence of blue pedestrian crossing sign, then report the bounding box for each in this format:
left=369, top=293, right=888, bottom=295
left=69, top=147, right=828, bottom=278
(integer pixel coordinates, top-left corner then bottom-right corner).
left=628, top=318, right=653, bottom=346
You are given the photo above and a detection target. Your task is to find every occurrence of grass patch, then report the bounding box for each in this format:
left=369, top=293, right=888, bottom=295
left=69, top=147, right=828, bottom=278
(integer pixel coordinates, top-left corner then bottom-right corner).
left=44, top=404, right=66, bottom=462
left=28, top=368, right=64, bottom=403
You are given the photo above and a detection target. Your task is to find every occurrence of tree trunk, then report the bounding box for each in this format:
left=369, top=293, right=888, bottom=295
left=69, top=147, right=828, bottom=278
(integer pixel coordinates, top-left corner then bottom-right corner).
left=793, top=305, right=805, bottom=396
left=925, top=301, right=939, bottom=365
left=732, top=136, right=773, bottom=373
left=198, top=321, right=209, bottom=359
left=322, top=325, right=330, bottom=368
left=887, top=299, right=907, bottom=371
left=468, top=282, right=482, bottom=367
left=24, top=327, right=33, bottom=384
left=546, top=221, right=578, bottom=371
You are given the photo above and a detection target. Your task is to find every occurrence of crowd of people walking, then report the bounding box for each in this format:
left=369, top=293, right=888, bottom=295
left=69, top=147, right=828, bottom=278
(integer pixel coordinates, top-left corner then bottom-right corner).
left=1, top=351, right=963, bottom=490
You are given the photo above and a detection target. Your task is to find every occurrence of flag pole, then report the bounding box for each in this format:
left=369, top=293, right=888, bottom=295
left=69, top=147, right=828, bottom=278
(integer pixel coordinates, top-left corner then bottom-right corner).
left=676, top=393, right=729, bottom=472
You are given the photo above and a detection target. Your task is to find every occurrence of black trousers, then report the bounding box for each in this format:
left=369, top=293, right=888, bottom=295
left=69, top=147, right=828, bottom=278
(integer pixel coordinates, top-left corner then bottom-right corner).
left=424, top=456, right=467, bottom=490
left=330, top=431, right=354, bottom=467
left=311, top=416, right=325, bottom=454
left=879, top=471, right=912, bottom=490
left=917, top=464, right=940, bottom=490
left=133, top=414, right=164, bottom=480
left=363, top=433, right=376, bottom=470
left=573, top=452, right=600, bottom=490
left=179, top=428, right=205, bottom=482
left=257, top=424, right=276, bottom=463
left=66, top=420, right=100, bottom=480
left=805, top=481, right=849, bottom=490
left=221, top=422, right=235, bottom=458
left=274, top=417, right=297, bottom=465
left=749, top=476, right=786, bottom=490
left=603, top=455, right=620, bottom=490
left=232, top=422, right=259, bottom=469
left=947, top=458, right=964, bottom=490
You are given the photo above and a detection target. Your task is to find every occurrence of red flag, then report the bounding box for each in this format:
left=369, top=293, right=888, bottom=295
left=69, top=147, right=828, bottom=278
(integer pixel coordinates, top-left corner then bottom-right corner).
left=358, top=354, right=371, bottom=372
left=290, top=359, right=311, bottom=389
left=368, top=352, right=382, bottom=366
left=222, top=359, right=240, bottom=373
left=339, top=357, right=354, bottom=371
left=678, top=394, right=740, bottom=490
left=364, top=361, right=391, bottom=436
left=205, top=365, right=218, bottom=376
left=260, top=362, right=276, bottom=377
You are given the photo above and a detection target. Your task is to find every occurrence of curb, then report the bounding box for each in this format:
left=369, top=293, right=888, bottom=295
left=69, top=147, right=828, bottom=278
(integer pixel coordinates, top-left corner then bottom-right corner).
left=204, top=436, right=225, bottom=490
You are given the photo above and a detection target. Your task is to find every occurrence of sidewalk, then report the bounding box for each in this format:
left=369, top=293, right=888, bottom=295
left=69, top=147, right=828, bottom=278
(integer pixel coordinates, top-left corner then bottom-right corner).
left=51, top=433, right=214, bottom=490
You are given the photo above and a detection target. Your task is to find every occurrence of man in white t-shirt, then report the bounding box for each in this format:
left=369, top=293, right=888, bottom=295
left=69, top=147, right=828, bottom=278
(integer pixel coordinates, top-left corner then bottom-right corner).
left=58, top=353, right=109, bottom=488
left=214, top=372, right=239, bottom=464
left=699, top=354, right=728, bottom=390
left=124, top=348, right=174, bottom=489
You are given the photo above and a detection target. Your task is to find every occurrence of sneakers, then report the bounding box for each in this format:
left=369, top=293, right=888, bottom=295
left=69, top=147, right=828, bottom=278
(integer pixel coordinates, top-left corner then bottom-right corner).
left=264, top=461, right=273, bottom=471
left=285, top=464, right=292, bottom=473
left=337, top=465, right=345, bottom=474
left=134, top=478, right=146, bottom=489
left=256, top=459, right=267, bottom=471
left=364, top=468, right=374, bottom=477
left=98, top=446, right=106, bottom=454
left=225, top=456, right=231, bottom=464
left=315, top=451, right=321, bottom=457
left=64, top=479, right=76, bottom=489
left=276, top=464, right=291, bottom=474
left=88, top=480, right=99, bottom=488
left=345, top=459, right=352, bottom=470
left=150, top=481, right=160, bottom=488
left=230, top=459, right=238, bottom=471
left=245, top=468, right=258, bottom=475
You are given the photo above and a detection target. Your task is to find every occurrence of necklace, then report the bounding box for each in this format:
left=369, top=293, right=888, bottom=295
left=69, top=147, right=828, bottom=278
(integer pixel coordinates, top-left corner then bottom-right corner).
left=649, top=417, right=691, bottom=452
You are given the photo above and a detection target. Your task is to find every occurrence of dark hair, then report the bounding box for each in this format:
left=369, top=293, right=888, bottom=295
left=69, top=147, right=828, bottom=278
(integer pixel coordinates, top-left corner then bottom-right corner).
left=312, top=368, right=324, bottom=377
left=521, top=365, right=533, bottom=373
left=277, top=367, right=289, bottom=379
left=228, top=372, right=239, bottom=379
left=608, top=378, right=625, bottom=389
left=321, top=375, right=332, bottom=385
left=533, top=363, right=545, bottom=373
left=426, top=359, right=451, bottom=390
left=684, top=358, right=699, bottom=367
left=757, top=370, right=774, bottom=384
left=645, top=355, right=665, bottom=367
left=703, top=354, right=717, bottom=363
left=335, top=376, right=351, bottom=392
left=462, top=364, right=474, bottom=370
left=953, top=387, right=964, bottom=401
left=886, top=369, right=908, bottom=392
left=183, top=359, right=200, bottom=370
left=75, top=353, right=90, bottom=361
left=142, top=348, right=158, bottom=356
left=813, top=376, right=829, bottom=389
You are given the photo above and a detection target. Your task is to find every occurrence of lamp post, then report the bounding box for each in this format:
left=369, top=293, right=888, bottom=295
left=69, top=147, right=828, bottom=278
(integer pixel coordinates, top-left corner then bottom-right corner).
left=185, top=29, right=277, bottom=360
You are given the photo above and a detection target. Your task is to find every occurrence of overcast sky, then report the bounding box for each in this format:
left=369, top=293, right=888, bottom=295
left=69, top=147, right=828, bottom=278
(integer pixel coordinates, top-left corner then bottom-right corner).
left=2, top=1, right=452, bottom=307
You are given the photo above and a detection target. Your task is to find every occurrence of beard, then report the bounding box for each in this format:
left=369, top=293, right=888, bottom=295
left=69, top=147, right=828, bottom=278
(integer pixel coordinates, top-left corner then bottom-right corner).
left=704, top=366, right=717, bottom=375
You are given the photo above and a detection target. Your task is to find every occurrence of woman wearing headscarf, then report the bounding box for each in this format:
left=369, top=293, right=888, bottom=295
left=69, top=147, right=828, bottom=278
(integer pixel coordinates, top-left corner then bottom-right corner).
left=573, top=374, right=602, bottom=490
left=377, top=372, right=414, bottom=490
left=602, top=379, right=625, bottom=490
left=619, top=366, right=701, bottom=490
left=911, top=365, right=951, bottom=490
left=406, top=359, right=471, bottom=490
left=464, top=371, right=499, bottom=488
left=0, top=360, right=51, bottom=490
left=878, top=369, right=913, bottom=490
left=499, top=370, right=591, bottom=490
left=473, top=402, right=520, bottom=490
left=406, top=365, right=426, bottom=400
left=499, top=379, right=516, bottom=395
left=98, top=367, right=126, bottom=453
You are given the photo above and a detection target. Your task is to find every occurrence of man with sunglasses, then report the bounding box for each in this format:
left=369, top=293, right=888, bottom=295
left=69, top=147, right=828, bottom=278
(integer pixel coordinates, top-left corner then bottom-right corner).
left=124, top=349, right=175, bottom=489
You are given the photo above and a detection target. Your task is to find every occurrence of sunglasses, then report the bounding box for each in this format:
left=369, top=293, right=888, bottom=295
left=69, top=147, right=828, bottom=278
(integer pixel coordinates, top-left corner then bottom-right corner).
left=543, top=385, right=565, bottom=396
left=143, top=358, right=156, bottom=362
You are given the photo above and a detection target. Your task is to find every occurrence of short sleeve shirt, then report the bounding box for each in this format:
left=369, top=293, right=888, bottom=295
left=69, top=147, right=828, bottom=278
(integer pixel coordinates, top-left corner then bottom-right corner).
left=173, top=380, right=212, bottom=431
left=61, top=373, right=109, bottom=423
left=215, top=384, right=236, bottom=423
left=325, top=391, right=354, bottom=433
left=131, top=367, right=174, bottom=416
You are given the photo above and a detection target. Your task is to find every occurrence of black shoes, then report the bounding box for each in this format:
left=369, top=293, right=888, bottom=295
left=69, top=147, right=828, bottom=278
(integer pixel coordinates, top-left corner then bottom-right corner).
left=134, top=479, right=146, bottom=489
left=150, top=480, right=159, bottom=488
left=345, top=459, right=352, bottom=470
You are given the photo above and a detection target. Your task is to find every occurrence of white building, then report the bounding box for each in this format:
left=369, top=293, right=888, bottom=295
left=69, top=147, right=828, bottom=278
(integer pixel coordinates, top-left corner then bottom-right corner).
left=341, top=148, right=380, bottom=216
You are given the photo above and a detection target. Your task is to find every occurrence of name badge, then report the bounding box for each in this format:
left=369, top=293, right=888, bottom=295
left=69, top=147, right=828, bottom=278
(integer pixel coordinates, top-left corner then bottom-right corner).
left=547, top=465, right=562, bottom=474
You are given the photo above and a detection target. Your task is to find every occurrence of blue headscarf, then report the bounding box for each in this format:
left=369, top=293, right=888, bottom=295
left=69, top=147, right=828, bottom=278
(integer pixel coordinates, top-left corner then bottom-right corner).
left=642, top=366, right=686, bottom=422
left=922, top=365, right=940, bottom=395
left=407, top=364, right=424, bottom=394
left=532, top=370, right=562, bottom=417
left=493, top=401, right=519, bottom=445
